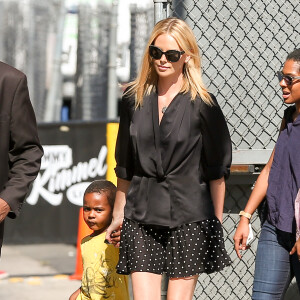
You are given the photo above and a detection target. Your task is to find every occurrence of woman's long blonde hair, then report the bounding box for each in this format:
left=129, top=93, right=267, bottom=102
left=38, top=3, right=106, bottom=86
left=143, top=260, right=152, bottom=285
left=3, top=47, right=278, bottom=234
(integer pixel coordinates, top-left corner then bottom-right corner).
left=125, top=17, right=213, bottom=106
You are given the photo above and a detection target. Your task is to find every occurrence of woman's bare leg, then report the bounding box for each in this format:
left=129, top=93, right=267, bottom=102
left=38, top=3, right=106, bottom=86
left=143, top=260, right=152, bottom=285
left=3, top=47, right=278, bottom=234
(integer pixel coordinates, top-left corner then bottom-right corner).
left=167, top=275, right=198, bottom=300
left=131, top=271, right=162, bottom=300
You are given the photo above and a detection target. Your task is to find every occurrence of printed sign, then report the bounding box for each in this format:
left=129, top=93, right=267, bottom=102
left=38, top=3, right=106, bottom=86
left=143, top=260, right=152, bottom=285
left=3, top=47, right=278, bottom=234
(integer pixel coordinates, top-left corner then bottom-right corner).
left=4, top=122, right=109, bottom=244
left=27, top=145, right=107, bottom=206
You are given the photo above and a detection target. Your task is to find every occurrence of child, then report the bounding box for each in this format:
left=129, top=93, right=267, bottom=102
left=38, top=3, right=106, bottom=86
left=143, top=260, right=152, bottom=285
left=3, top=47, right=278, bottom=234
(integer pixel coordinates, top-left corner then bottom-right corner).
left=69, top=180, right=129, bottom=300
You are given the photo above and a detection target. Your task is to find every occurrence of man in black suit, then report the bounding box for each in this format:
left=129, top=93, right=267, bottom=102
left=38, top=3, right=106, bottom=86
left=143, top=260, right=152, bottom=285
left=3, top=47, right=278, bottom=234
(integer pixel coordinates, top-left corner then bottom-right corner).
left=0, top=61, right=43, bottom=256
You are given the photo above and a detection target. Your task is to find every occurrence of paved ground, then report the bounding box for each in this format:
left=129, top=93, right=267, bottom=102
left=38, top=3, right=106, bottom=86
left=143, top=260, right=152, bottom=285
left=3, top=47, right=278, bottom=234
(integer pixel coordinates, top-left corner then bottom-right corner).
left=0, top=243, right=87, bottom=300
left=0, top=243, right=134, bottom=300
left=1, top=243, right=298, bottom=300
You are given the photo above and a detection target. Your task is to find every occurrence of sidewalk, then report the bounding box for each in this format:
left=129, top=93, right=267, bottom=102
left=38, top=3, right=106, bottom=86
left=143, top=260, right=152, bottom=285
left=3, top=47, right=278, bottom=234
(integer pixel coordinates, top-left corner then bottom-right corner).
left=0, top=243, right=81, bottom=300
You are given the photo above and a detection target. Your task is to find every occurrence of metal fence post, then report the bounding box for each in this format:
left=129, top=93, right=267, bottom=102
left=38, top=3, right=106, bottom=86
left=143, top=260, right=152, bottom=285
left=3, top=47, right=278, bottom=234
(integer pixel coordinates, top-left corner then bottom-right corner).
left=0, top=2, right=4, bottom=59
left=26, top=0, right=36, bottom=111
left=107, top=0, right=119, bottom=120
left=44, top=0, right=65, bottom=122
left=152, top=2, right=172, bottom=299
left=153, top=0, right=172, bottom=23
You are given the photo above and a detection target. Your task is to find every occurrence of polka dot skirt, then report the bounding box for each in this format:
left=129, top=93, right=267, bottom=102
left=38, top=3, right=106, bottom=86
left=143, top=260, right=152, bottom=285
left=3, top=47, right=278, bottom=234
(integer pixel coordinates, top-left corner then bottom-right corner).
left=117, top=217, right=231, bottom=278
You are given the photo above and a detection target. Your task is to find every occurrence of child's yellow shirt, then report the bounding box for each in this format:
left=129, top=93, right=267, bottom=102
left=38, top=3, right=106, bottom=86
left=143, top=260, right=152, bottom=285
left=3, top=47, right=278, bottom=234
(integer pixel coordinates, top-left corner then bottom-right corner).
left=76, top=231, right=129, bottom=300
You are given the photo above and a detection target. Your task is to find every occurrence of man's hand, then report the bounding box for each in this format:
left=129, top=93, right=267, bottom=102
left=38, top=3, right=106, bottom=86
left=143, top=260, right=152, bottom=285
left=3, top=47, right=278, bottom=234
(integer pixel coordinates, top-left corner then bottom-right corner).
left=0, top=198, right=10, bottom=223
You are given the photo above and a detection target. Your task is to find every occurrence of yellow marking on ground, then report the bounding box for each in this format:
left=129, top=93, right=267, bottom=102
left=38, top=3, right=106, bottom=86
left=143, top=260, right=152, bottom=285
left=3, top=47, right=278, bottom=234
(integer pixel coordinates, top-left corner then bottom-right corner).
left=9, top=277, right=24, bottom=283
left=54, top=274, right=68, bottom=279
left=27, top=277, right=41, bottom=285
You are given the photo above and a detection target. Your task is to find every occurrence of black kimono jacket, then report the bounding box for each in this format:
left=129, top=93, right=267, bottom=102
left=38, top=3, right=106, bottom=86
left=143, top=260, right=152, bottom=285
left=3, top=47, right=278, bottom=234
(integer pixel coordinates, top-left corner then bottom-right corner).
left=115, top=91, right=232, bottom=228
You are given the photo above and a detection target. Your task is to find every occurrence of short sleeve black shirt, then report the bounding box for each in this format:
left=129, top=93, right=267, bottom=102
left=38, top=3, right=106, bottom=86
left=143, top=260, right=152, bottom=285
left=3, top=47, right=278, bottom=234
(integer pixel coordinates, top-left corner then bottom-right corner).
left=115, top=91, right=232, bottom=228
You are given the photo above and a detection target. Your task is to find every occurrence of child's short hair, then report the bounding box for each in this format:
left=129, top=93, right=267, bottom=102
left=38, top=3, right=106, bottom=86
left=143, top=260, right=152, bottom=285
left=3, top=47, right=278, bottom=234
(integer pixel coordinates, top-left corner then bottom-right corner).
left=84, top=180, right=116, bottom=209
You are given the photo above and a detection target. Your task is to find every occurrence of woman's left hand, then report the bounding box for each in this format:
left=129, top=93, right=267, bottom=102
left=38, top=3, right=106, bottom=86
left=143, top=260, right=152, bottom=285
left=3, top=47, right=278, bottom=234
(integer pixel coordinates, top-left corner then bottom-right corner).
left=290, top=238, right=300, bottom=260
left=209, top=177, right=225, bottom=224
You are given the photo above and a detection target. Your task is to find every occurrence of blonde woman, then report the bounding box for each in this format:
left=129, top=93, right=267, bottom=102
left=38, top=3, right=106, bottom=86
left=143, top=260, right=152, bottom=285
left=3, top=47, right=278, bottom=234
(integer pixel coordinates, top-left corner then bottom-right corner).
left=106, top=17, right=232, bottom=300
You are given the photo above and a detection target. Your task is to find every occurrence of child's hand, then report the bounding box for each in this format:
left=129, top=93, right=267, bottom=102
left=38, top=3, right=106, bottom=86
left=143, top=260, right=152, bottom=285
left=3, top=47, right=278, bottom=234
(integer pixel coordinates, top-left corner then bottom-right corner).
left=290, top=238, right=300, bottom=260
left=69, top=288, right=80, bottom=300
left=105, top=219, right=123, bottom=247
left=110, top=224, right=122, bottom=247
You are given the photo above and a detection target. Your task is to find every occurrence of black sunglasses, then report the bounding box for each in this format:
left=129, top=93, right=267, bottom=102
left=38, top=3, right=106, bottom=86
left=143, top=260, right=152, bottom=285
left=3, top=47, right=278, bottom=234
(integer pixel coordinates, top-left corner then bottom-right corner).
left=149, top=45, right=185, bottom=63
left=277, top=71, right=300, bottom=85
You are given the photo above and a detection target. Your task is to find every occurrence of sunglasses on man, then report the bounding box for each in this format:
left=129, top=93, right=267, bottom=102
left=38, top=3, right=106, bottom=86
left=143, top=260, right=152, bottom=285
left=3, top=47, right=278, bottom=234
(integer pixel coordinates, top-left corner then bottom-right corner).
left=277, top=71, right=300, bottom=85
left=149, top=45, right=185, bottom=63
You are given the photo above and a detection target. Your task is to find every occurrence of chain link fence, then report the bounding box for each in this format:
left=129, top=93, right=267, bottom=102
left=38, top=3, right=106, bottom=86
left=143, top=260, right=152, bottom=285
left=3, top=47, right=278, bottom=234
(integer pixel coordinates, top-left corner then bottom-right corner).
left=171, top=0, right=300, bottom=153
left=0, top=0, right=113, bottom=122
left=129, top=5, right=154, bottom=80
left=129, top=1, right=300, bottom=299
left=129, top=0, right=299, bottom=154
left=0, top=0, right=63, bottom=122
left=73, top=1, right=111, bottom=120
left=170, top=1, right=299, bottom=298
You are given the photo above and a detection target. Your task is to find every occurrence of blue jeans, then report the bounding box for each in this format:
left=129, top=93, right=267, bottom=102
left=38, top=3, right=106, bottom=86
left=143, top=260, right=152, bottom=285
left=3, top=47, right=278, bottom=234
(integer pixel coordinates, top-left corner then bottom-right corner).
left=252, top=221, right=300, bottom=300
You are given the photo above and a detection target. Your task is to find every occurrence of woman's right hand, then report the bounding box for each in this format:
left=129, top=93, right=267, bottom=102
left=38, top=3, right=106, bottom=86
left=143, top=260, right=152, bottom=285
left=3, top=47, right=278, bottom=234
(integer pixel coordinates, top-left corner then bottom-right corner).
left=290, top=238, right=300, bottom=260
left=233, top=217, right=250, bottom=259
left=105, top=218, right=123, bottom=247
left=233, top=147, right=276, bottom=259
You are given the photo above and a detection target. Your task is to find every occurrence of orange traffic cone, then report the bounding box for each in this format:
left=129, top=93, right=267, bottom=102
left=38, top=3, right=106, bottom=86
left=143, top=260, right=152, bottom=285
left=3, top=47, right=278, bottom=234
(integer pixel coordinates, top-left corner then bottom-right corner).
left=69, top=207, right=93, bottom=280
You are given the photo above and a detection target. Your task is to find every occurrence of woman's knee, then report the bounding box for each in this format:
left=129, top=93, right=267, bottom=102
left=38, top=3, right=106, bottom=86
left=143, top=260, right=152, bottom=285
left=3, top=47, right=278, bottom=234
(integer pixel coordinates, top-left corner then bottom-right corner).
left=131, top=272, right=162, bottom=300
left=167, top=275, right=198, bottom=300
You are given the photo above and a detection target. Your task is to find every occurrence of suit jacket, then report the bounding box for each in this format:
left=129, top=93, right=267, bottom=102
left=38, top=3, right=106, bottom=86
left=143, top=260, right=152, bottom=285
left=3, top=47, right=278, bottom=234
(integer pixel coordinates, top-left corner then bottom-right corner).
left=0, top=61, right=43, bottom=252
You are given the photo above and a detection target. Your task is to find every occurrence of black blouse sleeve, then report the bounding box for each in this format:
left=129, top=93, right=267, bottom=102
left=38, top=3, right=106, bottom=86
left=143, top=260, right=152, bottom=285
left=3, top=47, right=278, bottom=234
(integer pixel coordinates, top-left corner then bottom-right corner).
left=199, top=94, right=232, bottom=181
left=114, top=92, right=135, bottom=181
